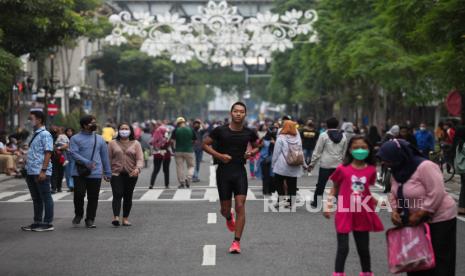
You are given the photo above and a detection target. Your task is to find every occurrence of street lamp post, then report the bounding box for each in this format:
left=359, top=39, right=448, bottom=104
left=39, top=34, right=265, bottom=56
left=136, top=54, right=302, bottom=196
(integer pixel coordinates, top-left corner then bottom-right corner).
left=9, top=84, right=18, bottom=132
left=356, top=95, right=363, bottom=126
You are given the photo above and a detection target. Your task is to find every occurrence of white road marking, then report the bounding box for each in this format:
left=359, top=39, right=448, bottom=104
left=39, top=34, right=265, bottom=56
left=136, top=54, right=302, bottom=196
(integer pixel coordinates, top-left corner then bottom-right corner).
left=204, top=188, right=218, bottom=202
left=52, top=192, right=70, bottom=201
left=246, top=189, right=256, bottom=200
left=0, top=192, right=18, bottom=200
left=139, top=189, right=163, bottom=201
left=8, top=193, right=31, bottom=202
left=209, top=165, right=216, bottom=187
left=173, top=189, right=191, bottom=200
left=202, top=245, right=216, bottom=266
left=207, top=213, right=217, bottom=224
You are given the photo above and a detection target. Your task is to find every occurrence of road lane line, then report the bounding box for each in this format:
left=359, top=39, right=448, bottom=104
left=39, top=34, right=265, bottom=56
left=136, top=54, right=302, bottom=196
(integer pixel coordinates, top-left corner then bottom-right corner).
left=52, top=192, right=70, bottom=201
left=0, top=192, right=18, bottom=200
left=173, top=189, right=191, bottom=200
left=8, top=193, right=31, bottom=202
left=246, top=189, right=256, bottom=200
left=205, top=188, right=218, bottom=202
left=209, top=165, right=216, bottom=187
left=202, top=245, right=216, bottom=266
left=139, top=189, right=163, bottom=201
left=207, top=213, right=217, bottom=224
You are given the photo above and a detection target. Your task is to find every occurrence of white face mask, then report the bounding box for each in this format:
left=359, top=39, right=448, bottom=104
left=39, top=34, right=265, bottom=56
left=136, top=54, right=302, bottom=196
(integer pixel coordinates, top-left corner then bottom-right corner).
left=119, top=130, right=131, bottom=138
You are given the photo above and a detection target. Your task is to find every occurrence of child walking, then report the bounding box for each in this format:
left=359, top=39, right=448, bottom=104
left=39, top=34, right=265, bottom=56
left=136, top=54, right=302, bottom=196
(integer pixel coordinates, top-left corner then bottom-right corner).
left=324, top=135, right=384, bottom=276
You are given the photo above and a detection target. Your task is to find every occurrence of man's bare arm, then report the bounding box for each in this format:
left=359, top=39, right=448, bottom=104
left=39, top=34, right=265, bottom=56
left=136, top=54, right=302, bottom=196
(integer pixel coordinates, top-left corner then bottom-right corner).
left=202, top=136, right=230, bottom=163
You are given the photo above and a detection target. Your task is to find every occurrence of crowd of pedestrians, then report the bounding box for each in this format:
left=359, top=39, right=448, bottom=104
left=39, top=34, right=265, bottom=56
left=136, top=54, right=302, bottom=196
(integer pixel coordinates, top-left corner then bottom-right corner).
left=2, top=105, right=462, bottom=275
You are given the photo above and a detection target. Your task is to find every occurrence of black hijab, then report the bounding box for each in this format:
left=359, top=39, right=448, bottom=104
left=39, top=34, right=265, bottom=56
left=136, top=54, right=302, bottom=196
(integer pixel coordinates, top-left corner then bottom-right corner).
left=376, top=139, right=427, bottom=183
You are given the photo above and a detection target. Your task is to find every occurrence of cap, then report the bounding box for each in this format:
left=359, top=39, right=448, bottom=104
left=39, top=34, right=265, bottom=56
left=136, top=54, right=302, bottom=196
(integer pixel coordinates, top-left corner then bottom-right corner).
left=176, top=117, right=186, bottom=125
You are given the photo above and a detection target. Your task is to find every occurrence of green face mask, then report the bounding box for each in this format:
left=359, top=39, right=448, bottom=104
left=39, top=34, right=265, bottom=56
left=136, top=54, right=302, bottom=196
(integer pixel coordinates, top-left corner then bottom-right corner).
left=351, top=148, right=369, bottom=161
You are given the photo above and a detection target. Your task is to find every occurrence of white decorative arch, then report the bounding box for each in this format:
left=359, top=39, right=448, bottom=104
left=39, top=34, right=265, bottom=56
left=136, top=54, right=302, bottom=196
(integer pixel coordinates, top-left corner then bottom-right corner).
left=105, top=0, right=318, bottom=66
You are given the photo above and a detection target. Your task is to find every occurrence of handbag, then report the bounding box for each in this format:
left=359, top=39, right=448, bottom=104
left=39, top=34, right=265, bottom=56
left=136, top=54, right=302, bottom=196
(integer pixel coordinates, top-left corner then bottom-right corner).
left=281, top=140, right=304, bottom=166
left=75, top=135, right=97, bottom=177
left=386, top=223, right=436, bottom=273
left=386, top=182, right=436, bottom=273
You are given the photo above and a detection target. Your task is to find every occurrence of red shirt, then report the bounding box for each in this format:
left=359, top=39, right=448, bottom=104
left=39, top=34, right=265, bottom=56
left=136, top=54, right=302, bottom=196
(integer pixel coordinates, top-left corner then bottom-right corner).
left=446, top=128, right=455, bottom=144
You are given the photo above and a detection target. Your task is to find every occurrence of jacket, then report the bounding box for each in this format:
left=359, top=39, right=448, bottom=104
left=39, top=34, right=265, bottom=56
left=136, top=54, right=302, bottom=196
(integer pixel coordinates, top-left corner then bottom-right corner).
left=70, top=131, right=111, bottom=178
left=310, top=129, right=347, bottom=169
left=272, top=134, right=304, bottom=177
left=415, top=130, right=434, bottom=152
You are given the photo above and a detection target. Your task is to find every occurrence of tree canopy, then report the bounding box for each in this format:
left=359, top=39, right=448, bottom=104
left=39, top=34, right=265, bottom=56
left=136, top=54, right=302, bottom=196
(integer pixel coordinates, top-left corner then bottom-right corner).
left=268, top=0, right=465, bottom=124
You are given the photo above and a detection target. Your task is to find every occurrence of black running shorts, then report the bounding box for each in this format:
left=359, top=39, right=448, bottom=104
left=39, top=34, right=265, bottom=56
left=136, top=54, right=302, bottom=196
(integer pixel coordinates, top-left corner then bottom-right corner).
left=216, top=163, right=248, bottom=201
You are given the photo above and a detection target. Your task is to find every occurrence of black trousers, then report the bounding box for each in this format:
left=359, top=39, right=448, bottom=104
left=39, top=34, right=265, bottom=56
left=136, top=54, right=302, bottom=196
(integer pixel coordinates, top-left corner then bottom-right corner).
left=274, top=174, right=297, bottom=197
left=73, top=176, right=101, bottom=220
left=111, top=173, right=138, bottom=217
left=313, top=167, right=336, bottom=204
left=51, top=156, right=64, bottom=191
left=261, top=161, right=274, bottom=195
left=150, top=158, right=170, bottom=187
left=407, top=218, right=457, bottom=276
left=335, top=231, right=371, bottom=273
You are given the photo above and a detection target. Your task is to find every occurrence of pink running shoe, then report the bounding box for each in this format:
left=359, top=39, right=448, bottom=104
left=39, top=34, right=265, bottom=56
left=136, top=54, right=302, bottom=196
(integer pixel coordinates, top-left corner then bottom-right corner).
left=229, top=240, right=241, bottom=254
left=226, top=211, right=235, bottom=232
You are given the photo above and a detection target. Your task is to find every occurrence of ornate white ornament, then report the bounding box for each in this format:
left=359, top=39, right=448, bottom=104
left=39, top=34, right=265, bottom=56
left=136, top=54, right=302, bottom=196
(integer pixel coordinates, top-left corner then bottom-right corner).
left=105, top=0, right=318, bottom=66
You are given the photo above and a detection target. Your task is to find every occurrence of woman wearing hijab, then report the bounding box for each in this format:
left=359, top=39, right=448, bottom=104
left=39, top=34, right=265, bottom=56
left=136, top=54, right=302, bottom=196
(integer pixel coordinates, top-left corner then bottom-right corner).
left=377, top=139, right=457, bottom=276
left=382, top=125, right=399, bottom=143
left=149, top=125, right=172, bottom=189
left=272, top=120, right=305, bottom=208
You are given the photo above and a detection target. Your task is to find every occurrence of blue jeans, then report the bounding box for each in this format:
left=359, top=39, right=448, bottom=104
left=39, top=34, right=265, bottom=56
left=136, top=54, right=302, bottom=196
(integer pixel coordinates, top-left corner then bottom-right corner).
left=64, top=155, right=75, bottom=189
left=303, top=149, right=313, bottom=165
left=26, top=175, right=54, bottom=224
left=194, top=149, right=203, bottom=179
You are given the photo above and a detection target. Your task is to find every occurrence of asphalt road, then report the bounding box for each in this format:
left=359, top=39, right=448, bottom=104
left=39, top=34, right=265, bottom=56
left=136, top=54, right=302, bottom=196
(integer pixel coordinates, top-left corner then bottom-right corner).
left=0, top=157, right=464, bottom=276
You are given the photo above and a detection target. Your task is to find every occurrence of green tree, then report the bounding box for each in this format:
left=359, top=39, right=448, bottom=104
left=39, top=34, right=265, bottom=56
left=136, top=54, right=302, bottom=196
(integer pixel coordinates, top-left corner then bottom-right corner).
left=0, top=0, right=104, bottom=56
left=0, top=30, right=20, bottom=114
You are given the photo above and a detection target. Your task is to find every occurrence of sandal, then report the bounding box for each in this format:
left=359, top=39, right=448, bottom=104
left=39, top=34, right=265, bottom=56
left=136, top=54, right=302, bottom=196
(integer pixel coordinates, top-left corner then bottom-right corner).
left=122, top=222, right=132, bottom=226
left=112, top=220, right=120, bottom=226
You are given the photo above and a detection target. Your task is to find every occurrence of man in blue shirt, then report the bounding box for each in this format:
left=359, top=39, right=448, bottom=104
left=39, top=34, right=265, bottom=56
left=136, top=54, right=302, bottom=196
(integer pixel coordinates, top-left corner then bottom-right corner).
left=70, top=115, right=111, bottom=228
left=21, top=111, right=54, bottom=232
left=415, top=122, right=435, bottom=157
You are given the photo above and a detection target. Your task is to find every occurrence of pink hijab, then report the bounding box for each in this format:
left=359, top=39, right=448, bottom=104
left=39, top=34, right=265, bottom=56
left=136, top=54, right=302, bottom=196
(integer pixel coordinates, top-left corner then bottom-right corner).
left=152, top=126, right=168, bottom=148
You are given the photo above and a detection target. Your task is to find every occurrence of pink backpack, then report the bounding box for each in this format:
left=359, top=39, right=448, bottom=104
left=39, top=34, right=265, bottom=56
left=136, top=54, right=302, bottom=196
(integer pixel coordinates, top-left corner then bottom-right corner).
left=386, top=223, right=435, bottom=273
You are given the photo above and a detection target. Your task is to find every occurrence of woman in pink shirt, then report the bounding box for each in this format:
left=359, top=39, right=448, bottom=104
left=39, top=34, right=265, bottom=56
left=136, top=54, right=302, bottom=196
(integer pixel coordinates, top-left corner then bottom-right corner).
left=108, top=123, right=144, bottom=227
left=377, top=139, right=456, bottom=276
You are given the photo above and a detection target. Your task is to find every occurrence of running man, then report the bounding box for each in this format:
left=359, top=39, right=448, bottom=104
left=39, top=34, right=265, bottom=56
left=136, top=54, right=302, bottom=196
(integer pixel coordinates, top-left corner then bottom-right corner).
left=202, top=102, right=260, bottom=254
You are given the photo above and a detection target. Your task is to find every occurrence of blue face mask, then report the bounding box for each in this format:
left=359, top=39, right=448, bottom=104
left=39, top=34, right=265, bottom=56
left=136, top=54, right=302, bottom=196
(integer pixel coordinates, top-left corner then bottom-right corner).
left=351, top=149, right=369, bottom=161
